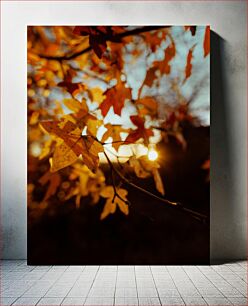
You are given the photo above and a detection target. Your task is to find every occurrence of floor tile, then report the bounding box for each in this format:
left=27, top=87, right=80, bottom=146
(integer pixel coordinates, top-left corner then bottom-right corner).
left=37, top=297, right=64, bottom=305
left=160, top=297, right=185, bottom=305
left=61, top=297, right=86, bottom=305
left=138, top=297, right=161, bottom=305
left=228, top=297, right=248, bottom=305
left=182, top=297, right=207, bottom=305
left=115, top=297, right=138, bottom=305
left=0, top=297, right=17, bottom=306
left=204, top=297, right=233, bottom=305
left=84, top=297, right=114, bottom=305
left=12, top=297, right=40, bottom=305
left=115, top=287, right=137, bottom=298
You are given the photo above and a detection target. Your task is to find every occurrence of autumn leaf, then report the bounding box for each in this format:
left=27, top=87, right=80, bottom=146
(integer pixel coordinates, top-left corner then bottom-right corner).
left=139, top=37, right=176, bottom=97
left=101, top=124, right=130, bottom=151
left=184, top=45, right=195, bottom=82
left=143, top=30, right=167, bottom=52
left=100, top=186, right=129, bottom=220
left=100, top=76, right=131, bottom=116
left=63, top=98, right=101, bottom=136
left=125, top=115, right=153, bottom=144
left=128, top=155, right=165, bottom=195
left=156, top=41, right=176, bottom=75
left=203, top=26, right=210, bottom=57
left=73, top=26, right=119, bottom=59
left=65, top=163, right=105, bottom=208
left=152, top=168, right=165, bottom=196
left=39, top=171, right=61, bottom=201
left=40, top=120, right=103, bottom=172
left=136, top=97, right=158, bottom=117
left=57, top=69, right=82, bottom=95
left=185, top=26, right=196, bottom=36
left=49, top=142, right=78, bottom=172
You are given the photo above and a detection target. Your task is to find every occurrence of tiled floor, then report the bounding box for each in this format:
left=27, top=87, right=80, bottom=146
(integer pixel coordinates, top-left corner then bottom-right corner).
left=0, top=261, right=247, bottom=305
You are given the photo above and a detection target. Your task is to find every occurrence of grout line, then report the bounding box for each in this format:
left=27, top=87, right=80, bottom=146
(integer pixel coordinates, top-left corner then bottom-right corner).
left=113, top=266, right=118, bottom=306
left=209, top=267, right=247, bottom=297
left=149, top=266, right=162, bottom=306
left=61, top=265, right=86, bottom=305
left=182, top=266, right=206, bottom=303
left=195, top=266, right=226, bottom=299
left=83, top=265, right=100, bottom=305
left=134, top=266, right=139, bottom=305
left=166, top=267, right=186, bottom=305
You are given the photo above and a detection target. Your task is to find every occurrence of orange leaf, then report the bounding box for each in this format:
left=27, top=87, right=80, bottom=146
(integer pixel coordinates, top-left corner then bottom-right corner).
left=125, top=115, right=154, bottom=144
left=39, top=171, right=61, bottom=201
left=184, top=46, right=195, bottom=82
left=203, top=26, right=210, bottom=57
left=100, top=76, right=131, bottom=116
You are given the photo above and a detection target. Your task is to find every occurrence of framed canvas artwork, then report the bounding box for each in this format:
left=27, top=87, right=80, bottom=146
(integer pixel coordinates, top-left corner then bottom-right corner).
left=27, top=26, right=210, bottom=264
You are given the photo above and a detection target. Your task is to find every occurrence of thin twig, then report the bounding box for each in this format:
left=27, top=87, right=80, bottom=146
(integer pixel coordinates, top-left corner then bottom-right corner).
left=103, top=151, right=208, bottom=223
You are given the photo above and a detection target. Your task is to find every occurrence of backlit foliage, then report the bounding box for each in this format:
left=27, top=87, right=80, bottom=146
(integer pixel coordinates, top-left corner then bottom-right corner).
left=28, top=26, right=210, bottom=220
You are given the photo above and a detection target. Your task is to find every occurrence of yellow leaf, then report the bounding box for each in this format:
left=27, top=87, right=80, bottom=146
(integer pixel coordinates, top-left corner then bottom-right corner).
left=100, top=198, right=116, bottom=220
left=40, top=120, right=103, bottom=172
left=91, top=87, right=106, bottom=104
left=152, top=168, right=165, bottom=195
left=87, top=118, right=102, bottom=137
left=129, top=156, right=150, bottom=178
left=50, top=142, right=78, bottom=172
left=100, top=186, right=129, bottom=220
left=63, top=98, right=82, bottom=113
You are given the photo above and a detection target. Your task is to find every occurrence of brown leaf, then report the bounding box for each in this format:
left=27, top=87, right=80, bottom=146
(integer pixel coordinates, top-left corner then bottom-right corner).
left=125, top=115, right=153, bottom=144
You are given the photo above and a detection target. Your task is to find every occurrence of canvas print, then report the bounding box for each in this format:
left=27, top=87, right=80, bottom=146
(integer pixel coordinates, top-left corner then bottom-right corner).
left=27, top=26, right=210, bottom=264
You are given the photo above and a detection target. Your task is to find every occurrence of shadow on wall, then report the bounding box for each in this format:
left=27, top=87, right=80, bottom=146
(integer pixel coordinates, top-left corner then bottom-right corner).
left=210, top=31, right=244, bottom=263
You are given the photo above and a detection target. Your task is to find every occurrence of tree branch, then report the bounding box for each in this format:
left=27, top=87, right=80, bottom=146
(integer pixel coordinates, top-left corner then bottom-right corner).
left=103, top=151, right=208, bottom=223
left=38, top=26, right=171, bottom=61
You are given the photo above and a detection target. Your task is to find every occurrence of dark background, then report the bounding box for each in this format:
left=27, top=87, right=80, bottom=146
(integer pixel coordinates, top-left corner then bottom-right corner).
left=28, top=124, right=210, bottom=265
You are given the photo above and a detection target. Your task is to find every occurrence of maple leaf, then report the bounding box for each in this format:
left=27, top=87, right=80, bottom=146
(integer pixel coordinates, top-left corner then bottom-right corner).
left=73, top=26, right=119, bottom=59
left=39, top=171, right=61, bottom=201
left=101, top=124, right=130, bottom=151
left=100, top=186, right=129, bottom=220
left=100, top=77, right=131, bottom=116
left=139, top=38, right=176, bottom=97
left=143, top=30, right=167, bottom=52
left=203, top=26, right=210, bottom=57
left=40, top=120, right=103, bottom=172
left=63, top=98, right=102, bottom=136
left=125, top=115, right=153, bottom=144
left=185, top=26, right=197, bottom=36
left=156, top=41, right=176, bottom=75
left=128, top=155, right=165, bottom=195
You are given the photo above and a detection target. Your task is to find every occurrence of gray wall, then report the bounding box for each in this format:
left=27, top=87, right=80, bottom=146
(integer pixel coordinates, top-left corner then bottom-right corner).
left=1, top=1, right=247, bottom=261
